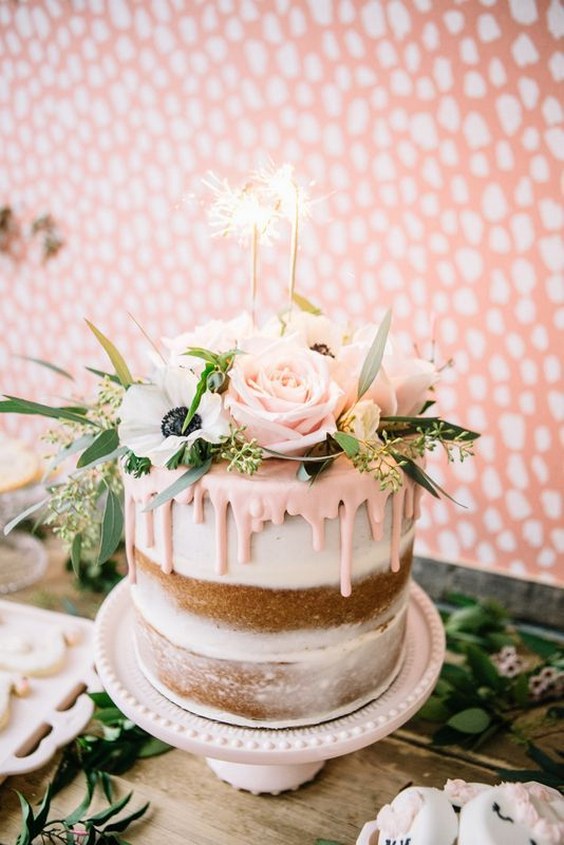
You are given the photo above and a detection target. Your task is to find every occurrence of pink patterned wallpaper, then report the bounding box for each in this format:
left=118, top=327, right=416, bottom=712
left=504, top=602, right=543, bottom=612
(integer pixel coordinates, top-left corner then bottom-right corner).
left=1, top=1, right=562, bottom=585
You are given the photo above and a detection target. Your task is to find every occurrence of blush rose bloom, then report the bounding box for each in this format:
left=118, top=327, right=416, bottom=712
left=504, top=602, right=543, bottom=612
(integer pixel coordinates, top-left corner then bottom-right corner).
left=335, top=327, right=438, bottom=418
left=162, top=313, right=254, bottom=371
left=225, top=337, right=343, bottom=455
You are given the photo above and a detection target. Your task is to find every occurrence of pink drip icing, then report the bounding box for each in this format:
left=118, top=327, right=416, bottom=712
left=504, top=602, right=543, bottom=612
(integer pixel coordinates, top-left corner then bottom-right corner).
left=390, top=487, right=406, bottom=573
left=161, top=502, right=173, bottom=574
left=122, top=458, right=419, bottom=592
left=339, top=503, right=355, bottom=597
left=144, top=509, right=154, bottom=548
left=209, top=491, right=228, bottom=575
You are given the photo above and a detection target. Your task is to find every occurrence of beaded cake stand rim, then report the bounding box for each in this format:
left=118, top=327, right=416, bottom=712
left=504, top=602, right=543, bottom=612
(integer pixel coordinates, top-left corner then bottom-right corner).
left=94, top=579, right=445, bottom=766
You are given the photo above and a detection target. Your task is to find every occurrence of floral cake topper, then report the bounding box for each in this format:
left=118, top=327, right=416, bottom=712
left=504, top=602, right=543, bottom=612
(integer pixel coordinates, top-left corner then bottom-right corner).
left=1, top=165, right=478, bottom=580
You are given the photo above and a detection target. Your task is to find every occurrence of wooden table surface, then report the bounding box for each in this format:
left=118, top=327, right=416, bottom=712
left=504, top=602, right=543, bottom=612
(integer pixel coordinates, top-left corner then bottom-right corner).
left=0, top=536, right=561, bottom=844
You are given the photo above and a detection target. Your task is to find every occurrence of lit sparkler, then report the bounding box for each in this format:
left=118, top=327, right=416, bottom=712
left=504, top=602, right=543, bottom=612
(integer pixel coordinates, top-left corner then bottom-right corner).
left=204, top=165, right=312, bottom=322
left=205, top=174, right=279, bottom=324
left=257, top=164, right=311, bottom=319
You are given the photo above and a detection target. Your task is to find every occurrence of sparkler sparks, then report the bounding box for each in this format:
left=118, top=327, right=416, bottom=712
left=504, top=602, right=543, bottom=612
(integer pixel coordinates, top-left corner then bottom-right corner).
left=204, top=165, right=313, bottom=322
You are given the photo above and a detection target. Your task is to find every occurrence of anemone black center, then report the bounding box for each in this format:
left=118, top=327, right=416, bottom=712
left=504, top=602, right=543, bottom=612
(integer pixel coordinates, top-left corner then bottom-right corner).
left=161, top=406, right=202, bottom=437
left=310, top=342, right=334, bottom=358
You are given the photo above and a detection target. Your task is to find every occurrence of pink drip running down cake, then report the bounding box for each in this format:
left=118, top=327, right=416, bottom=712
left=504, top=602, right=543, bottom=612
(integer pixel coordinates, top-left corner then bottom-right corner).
left=125, top=458, right=420, bottom=727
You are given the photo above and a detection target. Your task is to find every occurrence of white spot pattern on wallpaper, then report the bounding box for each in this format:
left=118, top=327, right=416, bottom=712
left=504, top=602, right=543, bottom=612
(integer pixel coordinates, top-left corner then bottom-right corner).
left=0, top=0, right=562, bottom=584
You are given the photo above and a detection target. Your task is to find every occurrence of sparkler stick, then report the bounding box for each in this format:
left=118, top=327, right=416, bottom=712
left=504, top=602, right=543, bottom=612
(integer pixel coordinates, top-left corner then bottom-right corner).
left=288, top=179, right=300, bottom=321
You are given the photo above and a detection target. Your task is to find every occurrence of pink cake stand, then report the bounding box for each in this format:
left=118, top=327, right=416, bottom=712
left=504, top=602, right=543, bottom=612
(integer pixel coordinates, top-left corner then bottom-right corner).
left=94, top=580, right=444, bottom=795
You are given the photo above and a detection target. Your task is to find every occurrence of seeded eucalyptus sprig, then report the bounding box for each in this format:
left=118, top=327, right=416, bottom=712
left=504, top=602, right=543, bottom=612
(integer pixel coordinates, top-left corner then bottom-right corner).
left=0, top=326, right=131, bottom=590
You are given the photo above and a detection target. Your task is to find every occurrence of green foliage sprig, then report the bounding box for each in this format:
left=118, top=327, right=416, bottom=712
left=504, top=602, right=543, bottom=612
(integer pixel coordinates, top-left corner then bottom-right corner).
left=415, top=594, right=564, bottom=788
left=14, top=691, right=170, bottom=844
left=220, top=427, right=263, bottom=475
left=15, top=786, right=148, bottom=845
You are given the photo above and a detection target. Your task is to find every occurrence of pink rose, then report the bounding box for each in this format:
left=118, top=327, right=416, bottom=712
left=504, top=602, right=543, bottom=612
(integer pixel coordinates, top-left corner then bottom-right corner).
left=385, top=352, right=438, bottom=415
left=335, top=328, right=438, bottom=419
left=225, top=337, right=343, bottom=455
left=334, top=342, right=397, bottom=417
left=162, top=313, right=253, bottom=370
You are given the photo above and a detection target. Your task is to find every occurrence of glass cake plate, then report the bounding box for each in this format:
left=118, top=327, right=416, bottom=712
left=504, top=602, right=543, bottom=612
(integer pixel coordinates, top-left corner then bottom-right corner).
left=94, top=580, right=445, bottom=794
left=0, top=484, right=47, bottom=594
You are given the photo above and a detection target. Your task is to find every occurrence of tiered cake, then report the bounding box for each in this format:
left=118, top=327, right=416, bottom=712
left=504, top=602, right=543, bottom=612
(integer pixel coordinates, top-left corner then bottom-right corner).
left=124, top=458, right=419, bottom=726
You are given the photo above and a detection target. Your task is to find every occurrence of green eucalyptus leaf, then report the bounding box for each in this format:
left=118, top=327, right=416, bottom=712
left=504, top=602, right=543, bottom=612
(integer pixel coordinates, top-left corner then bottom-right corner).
left=447, top=707, right=492, bottom=734
left=391, top=453, right=440, bottom=499
left=85, top=320, right=133, bottom=388
left=182, top=346, right=218, bottom=364
left=511, top=672, right=530, bottom=707
left=332, top=431, right=360, bottom=457
left=496, top=768, right=563, bottom=789
left=75, top=445, right=128, bottom=473
left=315, top=840, right=344, bottom=845
left=263, top=447, right=341, bottom=462
left=292, top=291, right=323, bottom=315
left=89, top=691, right=114, bottom=708
left=64, top=780, right=95, bottom=825
left=465, top=644, right=504, bottom=691
left=357, top=308, right=392, bottom=399
left=70, top=534, right=82, bottom=577
left=296, top=458, right=334, bottom=483
left=0, top=397, right=100, bottom=427
left=33, top=783, right=53, bottom=832
left=392, top=453, right=466, bottom=505
left=14, top=790, right=35, bottom=841
left=138, top=737, right=172, bottom=758
left=85, top=366, right=122, bottom=384
left=519, top=631, right=560, bottom=660
left=143, top=461, right=211, bottom=512
left=87, top=792, right=132, bottom=825
left=182, top=364, right=214, bottom=432
left=527, top=744, right=564, bottom=777
left=103, top=801, right=150, bottom=833
left=3, top=497, right=49, bottom=536
left=16, top=355, right=74, bottom=380
left=417, top=696, right=452, bottom=722
left=47, top=433, right=97, bottom=473
left=98, top=489, right=124, bottom=565
left=440, top=663, right=476, bottom=694
left=77, top=428, right=120, bottom=468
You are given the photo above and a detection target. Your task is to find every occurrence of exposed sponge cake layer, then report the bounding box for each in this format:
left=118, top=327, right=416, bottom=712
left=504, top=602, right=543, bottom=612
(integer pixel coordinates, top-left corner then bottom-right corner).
left=134, top=605, right=407, bottom=727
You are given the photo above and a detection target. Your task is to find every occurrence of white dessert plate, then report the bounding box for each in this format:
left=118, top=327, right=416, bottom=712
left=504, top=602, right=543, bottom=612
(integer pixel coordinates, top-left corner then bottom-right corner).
left=94, top=580, right=445, bottom=794
left=0, top=600, right=99, bottom=782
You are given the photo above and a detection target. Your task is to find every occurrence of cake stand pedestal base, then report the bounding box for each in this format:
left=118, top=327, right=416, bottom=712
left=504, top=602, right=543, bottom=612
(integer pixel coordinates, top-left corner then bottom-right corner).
left=94, top=581, right=445, bottom=795
left=207, top=758, right=325, bottom=794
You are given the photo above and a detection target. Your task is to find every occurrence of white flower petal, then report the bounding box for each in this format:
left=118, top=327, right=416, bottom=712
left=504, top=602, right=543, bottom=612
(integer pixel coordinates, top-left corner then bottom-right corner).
left=161, top=366, right=199, bottom=408
left=119, top=384, right=169, bottom=427
left=148, top=435, right=187, bottom=467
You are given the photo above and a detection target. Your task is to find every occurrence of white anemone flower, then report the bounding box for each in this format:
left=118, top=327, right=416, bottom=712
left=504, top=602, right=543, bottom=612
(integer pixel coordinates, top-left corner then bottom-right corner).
left=118, top=366, right=231, bottom=468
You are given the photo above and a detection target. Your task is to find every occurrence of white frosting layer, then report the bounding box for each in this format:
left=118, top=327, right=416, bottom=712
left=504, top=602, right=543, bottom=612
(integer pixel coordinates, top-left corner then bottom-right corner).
left=133, top=497, right=414, bottom=589
left=124, top=459, right=420, bottom=597
left=131, top=575, right=407, bottom=659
